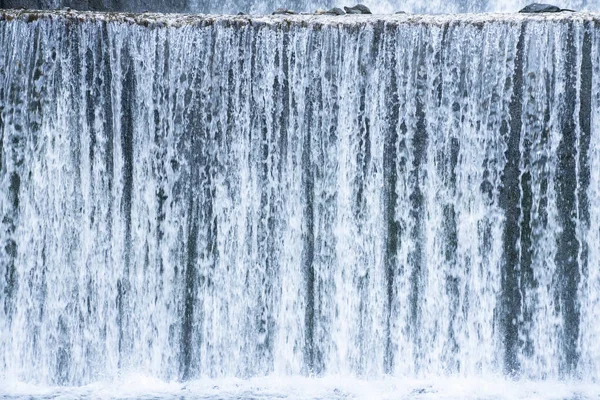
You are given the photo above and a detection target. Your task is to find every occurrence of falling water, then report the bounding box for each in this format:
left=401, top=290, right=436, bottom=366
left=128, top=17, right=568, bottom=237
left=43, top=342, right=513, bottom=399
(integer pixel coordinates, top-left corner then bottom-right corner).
left=1, top=10, right=600, bottom=396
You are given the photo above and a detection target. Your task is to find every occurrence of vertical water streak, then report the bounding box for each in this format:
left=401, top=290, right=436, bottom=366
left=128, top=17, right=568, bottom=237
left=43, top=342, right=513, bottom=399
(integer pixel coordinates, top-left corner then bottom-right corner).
left=0, top=13, right=599, bottom=385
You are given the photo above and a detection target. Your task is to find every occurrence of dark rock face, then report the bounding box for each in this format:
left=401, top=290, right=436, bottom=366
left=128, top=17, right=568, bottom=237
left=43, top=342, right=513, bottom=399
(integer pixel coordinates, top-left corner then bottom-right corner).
left=343, top=3, right=371, bottom=14
left=1, top=0, right=188, bottom=12
left=519, top=3, right=575, bottom=13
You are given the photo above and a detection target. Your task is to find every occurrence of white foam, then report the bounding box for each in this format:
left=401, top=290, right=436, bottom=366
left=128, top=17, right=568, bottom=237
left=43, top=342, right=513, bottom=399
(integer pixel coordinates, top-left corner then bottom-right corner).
left=1, top=376, right=599, bottom=399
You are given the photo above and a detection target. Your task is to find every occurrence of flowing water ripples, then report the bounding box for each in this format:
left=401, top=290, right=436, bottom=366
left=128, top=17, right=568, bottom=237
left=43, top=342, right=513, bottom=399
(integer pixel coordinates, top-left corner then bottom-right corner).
left=1, top=10, right=600, bottom=398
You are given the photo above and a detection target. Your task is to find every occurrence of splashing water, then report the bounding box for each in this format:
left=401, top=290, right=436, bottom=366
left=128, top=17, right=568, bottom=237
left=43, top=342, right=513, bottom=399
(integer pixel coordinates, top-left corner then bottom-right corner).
left=1, top=9, right=600, bottom=399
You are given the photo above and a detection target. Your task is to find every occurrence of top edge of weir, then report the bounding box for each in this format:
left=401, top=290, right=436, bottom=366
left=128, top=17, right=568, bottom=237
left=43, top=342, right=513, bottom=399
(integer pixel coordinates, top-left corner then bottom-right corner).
left=1, top=8, right=599, bottom=28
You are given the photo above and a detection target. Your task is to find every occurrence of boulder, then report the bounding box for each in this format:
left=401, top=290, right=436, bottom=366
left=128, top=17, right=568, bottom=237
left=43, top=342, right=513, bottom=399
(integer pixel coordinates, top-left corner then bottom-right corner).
left=519, top=3, right=575, bottom=13
left=343, top=4, right=371, bottom=14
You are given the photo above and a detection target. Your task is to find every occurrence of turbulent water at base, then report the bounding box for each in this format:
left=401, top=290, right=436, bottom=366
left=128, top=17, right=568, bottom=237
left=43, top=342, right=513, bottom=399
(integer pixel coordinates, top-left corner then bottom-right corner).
left=1, top=11, right=600, bottom=390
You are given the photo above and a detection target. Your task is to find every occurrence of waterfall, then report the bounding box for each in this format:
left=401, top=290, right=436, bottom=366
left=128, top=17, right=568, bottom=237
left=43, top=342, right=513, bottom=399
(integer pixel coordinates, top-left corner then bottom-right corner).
left=1, top=10, right=600, bottom=389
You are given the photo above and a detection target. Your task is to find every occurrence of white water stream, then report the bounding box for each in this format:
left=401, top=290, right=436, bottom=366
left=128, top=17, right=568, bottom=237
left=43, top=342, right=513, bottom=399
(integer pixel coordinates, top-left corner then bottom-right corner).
left=1, top=10, right=600, bottom=399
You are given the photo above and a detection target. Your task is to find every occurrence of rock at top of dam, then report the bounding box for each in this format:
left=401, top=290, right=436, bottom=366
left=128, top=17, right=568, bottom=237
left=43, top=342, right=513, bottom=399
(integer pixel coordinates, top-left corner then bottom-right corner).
left=0, top=0, right=598, bottom=15
left=1, top=7, right=599, bottom=26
